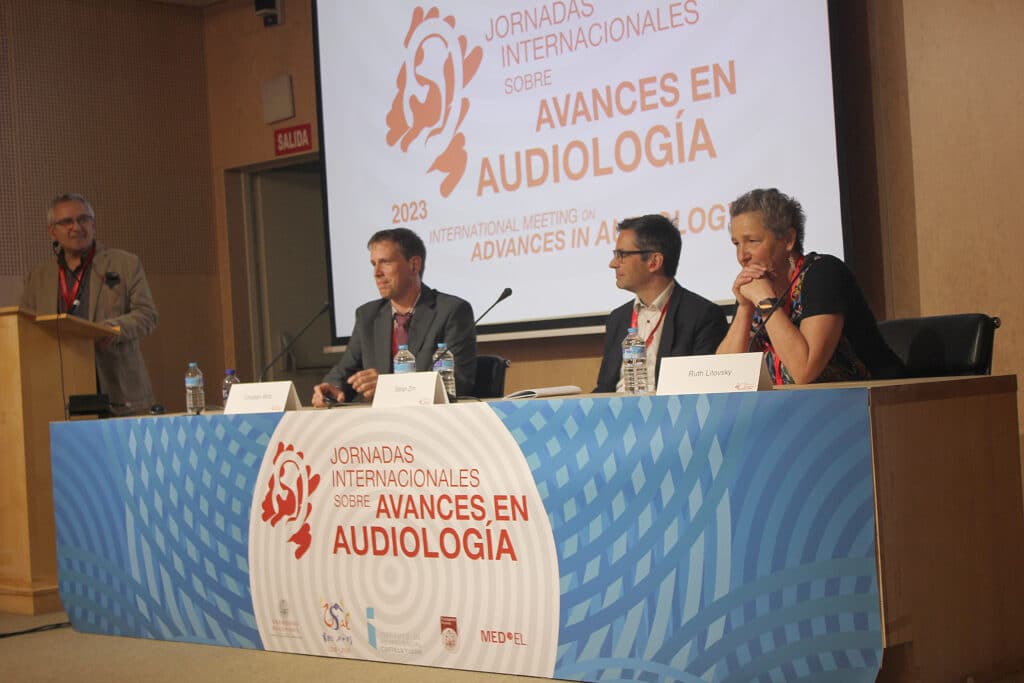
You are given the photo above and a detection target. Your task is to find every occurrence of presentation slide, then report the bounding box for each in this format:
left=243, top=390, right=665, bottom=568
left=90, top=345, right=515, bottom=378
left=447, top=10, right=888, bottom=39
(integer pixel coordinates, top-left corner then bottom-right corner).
left=315, top=1, right=843, bottom=340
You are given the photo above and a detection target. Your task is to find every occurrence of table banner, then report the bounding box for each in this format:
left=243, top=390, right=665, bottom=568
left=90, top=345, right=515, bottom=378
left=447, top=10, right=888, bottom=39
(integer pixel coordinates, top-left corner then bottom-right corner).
left=51, top=391, right=882, bottom=682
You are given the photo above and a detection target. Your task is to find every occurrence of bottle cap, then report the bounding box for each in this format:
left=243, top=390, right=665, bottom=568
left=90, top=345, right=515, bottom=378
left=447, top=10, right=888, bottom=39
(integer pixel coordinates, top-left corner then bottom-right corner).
left=437, top=342, right=447, bottom=349
left=188, top=362, right=198, bottom=367
left=226, top=369, right=236, bottom=375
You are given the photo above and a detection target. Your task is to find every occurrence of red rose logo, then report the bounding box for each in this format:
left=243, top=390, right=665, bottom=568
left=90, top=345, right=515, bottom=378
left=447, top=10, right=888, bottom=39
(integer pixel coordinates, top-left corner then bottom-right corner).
left=385, top=6, right=483, bottom=197
left=261, top=441, right=321, bottom=559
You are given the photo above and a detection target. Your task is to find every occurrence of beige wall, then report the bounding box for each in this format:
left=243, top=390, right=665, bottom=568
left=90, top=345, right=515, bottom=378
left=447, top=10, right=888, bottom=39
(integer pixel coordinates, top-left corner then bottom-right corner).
left=202, top=0, right=320, bottom=379
left=856, top=0, right=1024, bottom=438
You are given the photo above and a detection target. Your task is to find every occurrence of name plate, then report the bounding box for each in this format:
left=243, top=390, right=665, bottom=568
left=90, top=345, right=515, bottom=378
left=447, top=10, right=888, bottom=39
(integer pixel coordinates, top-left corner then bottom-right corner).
left=656, top=352, right=772, bottom=395
left=224, top=381, right=302, bottom=413
left=373, top=371, right=449, bottom=407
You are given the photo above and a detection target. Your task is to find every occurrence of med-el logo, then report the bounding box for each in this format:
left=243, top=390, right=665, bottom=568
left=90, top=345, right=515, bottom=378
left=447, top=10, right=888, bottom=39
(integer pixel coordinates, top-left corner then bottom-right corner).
left=260, top=441, right=321, bottom=559
left=385, top=6, right=483, bottom=197
left=480, top=628, right=528, bottom=646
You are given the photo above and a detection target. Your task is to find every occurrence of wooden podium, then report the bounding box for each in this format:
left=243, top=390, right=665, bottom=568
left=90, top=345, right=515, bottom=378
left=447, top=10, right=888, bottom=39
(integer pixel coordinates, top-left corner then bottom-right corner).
left=0, top=306, right=116, bottom=614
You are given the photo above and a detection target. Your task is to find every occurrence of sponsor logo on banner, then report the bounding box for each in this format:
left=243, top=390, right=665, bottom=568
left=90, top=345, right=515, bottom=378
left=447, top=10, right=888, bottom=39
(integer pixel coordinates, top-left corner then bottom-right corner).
left=269, top=598, right=301, bottom=639
left=480, top=628, right=528, bottom=646
left=385, top=7, right=482, bottom=197
left=320, top=598, right=354, bottom=655
left=366, top=606, right=423, bottom=657
left=259, top=441, right=321, bottom=559
left=440, top=615, right=459, bottom=652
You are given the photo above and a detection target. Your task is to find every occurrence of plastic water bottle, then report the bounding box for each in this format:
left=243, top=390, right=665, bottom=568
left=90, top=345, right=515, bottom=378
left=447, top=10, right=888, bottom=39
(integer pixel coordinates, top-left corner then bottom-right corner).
left=393, top=344, right=416, bottom=374
left=432, top=342, right=457, bottom=398
left=185, top=362, right=205, bottom=414
left=621, top=327, right=649, bottom=394
left=222, top=369, right=240, bottom=403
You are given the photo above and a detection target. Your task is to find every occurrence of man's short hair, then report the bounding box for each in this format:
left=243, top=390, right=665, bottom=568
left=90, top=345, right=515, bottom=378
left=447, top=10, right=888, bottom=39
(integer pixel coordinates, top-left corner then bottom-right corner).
left=47, top=193, right=95, bottom=226
left=616, top=214, right=682, bottom=278
left=729, top=188, right=806, bottom=255
left=368, top=228, right=426, bottom=275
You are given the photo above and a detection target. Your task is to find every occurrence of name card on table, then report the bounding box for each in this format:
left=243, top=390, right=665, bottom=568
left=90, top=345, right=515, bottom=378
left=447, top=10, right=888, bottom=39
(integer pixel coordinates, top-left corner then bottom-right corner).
left=373, top=371, right=450, bottom=407
left=224, top=381, right=302, bottom=414
left=656, top=352, right=772, bottom=396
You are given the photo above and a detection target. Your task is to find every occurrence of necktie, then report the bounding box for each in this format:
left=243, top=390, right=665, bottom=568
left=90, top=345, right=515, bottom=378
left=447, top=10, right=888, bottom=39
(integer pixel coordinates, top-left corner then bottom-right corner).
left=393, top=311, right=412, bottom=355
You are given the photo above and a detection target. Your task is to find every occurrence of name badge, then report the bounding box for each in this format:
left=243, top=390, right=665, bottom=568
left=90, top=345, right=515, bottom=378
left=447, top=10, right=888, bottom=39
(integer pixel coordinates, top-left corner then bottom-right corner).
left=373, top=371, right=450, bottom=407
left=224, top=381, right=302, bottom=413
left=656, top=352, right=772, bottom=395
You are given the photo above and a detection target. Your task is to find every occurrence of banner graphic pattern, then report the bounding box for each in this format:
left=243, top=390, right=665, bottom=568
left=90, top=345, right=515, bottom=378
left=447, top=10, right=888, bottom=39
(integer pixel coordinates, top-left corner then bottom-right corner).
left=51, top=390, right=881, bottom=682
left=52, top=414, right=278, bottom=646
left=490, top=392, right=881, bottom=682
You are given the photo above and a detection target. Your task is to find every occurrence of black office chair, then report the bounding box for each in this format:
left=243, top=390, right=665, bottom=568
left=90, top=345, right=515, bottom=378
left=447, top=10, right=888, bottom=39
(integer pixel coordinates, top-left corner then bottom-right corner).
left=472, top=355, right=511, bottom=398
left=876, top=313, right=1000, bottom=377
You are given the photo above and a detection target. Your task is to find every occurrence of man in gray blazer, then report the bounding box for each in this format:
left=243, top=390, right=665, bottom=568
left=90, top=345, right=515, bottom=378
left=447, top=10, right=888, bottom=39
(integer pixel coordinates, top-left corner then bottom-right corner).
left=20, top=193, right=158, bottom=415
left=312, top=228, right=476, bottom=405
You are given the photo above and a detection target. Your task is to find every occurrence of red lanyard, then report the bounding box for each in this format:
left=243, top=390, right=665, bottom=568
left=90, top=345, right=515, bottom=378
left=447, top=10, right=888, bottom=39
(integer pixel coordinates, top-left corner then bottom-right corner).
left=58, top=245, right=96, bottom=314
left=630, top=290, right=672, bottom=348
left=761, top=255, right=804, bottom=384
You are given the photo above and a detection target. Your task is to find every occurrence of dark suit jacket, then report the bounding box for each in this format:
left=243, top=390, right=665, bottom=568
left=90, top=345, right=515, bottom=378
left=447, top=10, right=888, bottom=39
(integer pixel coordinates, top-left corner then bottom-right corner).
left=595, top=281, right=728, bottom=393
left=20, top=241, right=158, bottom=414
left=322, top=285, right=477, bottom=401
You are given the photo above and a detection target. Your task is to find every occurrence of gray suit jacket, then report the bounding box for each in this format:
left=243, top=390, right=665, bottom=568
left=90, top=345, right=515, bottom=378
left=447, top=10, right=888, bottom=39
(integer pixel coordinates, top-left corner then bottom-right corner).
left=20, top=241, right=158, bottom=414
left=323, top=285, right=476, bottom=401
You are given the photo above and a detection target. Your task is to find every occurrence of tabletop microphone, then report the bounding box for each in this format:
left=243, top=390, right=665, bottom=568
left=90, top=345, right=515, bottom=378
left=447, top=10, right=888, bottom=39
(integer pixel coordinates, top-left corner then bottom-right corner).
left=259, top=301, right=331, bottom=382
left=474, top=287, right=512, bottom=326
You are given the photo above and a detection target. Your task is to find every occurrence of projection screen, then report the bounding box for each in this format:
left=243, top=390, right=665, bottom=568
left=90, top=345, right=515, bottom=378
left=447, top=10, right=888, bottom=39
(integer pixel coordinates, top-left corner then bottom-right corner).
left=314, top=1, right=844, bottom=341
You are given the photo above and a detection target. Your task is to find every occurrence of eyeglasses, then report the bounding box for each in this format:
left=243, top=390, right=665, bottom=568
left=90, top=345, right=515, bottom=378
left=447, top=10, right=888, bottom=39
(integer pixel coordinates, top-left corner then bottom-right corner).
left=51, top=214, right=94, bottom=228
left=611, top=249, right=653, bottom=260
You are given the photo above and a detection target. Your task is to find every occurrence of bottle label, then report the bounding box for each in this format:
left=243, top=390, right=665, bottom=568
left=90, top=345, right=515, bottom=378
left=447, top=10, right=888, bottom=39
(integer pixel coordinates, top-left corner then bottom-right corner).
left=185, top=377, right=203, bottom=388
left=433, top=359, right=455, bottom=371
left=394, top=362, right=416, bottom=374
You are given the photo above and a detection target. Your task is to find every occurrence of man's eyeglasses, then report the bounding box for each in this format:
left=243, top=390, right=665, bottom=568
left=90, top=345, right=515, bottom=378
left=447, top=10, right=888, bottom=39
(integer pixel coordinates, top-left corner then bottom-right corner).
left=611, top=249, right=653, bottom=260
left=51, top=214, right=94, bottom=228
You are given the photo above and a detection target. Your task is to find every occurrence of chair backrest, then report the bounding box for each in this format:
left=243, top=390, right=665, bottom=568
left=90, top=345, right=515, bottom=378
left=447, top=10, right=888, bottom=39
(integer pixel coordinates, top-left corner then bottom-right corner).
left=473, top=355, right=511, bottom=398
left=876, top=313, right=1000, bottom=377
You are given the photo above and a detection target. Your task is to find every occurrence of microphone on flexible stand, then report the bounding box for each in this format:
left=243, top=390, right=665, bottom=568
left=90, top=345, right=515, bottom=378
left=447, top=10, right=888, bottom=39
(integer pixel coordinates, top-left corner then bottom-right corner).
left=259, top=301, right=331, bottom=382
left=51, top=239, right=71, bottom=419
left=474, top=287, right=512, bottom=326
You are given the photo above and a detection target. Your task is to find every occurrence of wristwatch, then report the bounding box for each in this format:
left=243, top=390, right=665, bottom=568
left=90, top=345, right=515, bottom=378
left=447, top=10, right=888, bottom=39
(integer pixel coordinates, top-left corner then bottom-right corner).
left=756, top=297, right=777, bottom=312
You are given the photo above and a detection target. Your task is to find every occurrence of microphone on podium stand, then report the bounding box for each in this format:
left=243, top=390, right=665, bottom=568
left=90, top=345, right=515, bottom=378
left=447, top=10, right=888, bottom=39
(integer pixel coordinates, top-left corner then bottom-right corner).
left=474, top=287, right=512, bottom=326
left=259, top=301, right=331, bottom=382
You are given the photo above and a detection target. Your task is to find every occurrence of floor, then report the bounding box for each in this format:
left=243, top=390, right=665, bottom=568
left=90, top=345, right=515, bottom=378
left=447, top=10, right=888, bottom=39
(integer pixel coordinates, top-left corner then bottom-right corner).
left=0, top=610, right=547, bottom=683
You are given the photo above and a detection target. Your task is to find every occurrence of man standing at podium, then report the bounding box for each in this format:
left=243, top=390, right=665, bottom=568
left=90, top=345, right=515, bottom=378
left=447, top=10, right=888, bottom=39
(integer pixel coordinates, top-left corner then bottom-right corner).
left=312, top=228, right=476, bottom=405
left=20, top=193, right=158, bottom=415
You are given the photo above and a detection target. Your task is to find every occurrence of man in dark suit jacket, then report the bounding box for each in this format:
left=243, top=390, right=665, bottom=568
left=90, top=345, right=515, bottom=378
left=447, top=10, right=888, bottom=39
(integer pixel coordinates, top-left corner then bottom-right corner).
left=312, top=228, right=476, bottom=405
left=20, top=193, right=158, bottom=415
left=595, top=214, right=727, bottom=393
